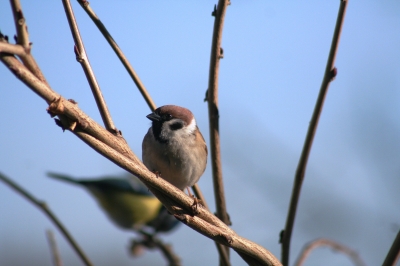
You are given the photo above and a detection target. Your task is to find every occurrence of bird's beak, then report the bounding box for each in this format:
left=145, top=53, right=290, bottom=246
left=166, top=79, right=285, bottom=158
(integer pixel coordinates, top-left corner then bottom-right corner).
left=146, top=112, right=161, bottom=122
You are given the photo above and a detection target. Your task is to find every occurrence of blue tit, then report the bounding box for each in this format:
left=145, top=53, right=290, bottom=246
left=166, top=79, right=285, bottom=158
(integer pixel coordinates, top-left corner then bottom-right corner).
left=47, top=172, right=180, bottom=234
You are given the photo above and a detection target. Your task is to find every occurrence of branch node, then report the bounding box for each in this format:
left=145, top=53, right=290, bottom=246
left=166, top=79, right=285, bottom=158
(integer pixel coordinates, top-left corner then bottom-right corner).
left=211, top=4, right=217, bottom=17
left=77, top=118, right=89, bottom=130
left=219, top=47, right=224, bottom=59
left=73, top=45, right=83, bottom=62
left=16, top=10, right=25, bottom=26
left=0, top=32, right=7, bottom=43
left=54, top=118, right=66, bottom=132
left=173, top=214, right=187, bottom=223
left=222, top=234, right=233, bottom=245
left=47, top=97, right=65, bottom=116
left=279, top=230, right=284, bottom=244
left=78, top=0, right=90, bottom=7
left=330, top=67, right=337, bottom=81
left=204, top=89, right=209, bottom=102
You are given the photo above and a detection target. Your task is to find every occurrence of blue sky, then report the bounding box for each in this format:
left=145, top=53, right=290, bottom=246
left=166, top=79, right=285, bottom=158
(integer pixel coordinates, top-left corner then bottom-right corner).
left=1, top=1, right=399, bottom=265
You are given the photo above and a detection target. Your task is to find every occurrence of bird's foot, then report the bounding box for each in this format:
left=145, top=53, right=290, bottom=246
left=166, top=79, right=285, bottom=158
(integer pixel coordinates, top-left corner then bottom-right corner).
left=190, top=195, right=204, bottom=215
left=186, top=187, right=202, bottom=215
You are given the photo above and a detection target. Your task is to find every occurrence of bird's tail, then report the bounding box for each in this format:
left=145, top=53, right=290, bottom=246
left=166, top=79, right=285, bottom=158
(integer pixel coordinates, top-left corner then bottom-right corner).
left=47, top=172, right=80, bottom=185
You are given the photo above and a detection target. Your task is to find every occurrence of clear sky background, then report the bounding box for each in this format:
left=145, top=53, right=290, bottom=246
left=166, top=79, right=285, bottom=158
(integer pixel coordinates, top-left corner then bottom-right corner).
left=1, top=1, right=399, bottom=266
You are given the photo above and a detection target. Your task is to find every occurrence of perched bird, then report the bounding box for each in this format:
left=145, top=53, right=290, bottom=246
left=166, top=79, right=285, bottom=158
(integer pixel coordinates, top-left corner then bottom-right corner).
left=47, top=172, right=180, bottom=234
left=142, top=105, right=207, bottom=195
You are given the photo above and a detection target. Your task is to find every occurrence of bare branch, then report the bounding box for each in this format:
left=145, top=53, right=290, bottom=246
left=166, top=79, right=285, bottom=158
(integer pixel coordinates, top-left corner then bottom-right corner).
left=0, top=41, right=25, bottom=57
left=61, top=0, right=117, bottom=133
left=46, top=230, right=63, bottom=266
left=383, top=230, right=400, bottom=266
left=280, top=1, right=349, bottom=265
left=207, top=0, right=230, bottom=226
left=76, top=0, right=157, bottom=111
left=294, top=238, right=365, bottom=266
left=0, top=173, right=93, bottom=266
left=207, top=1, right=231, bottom=264
left=9, top=0, right=48, bottom=84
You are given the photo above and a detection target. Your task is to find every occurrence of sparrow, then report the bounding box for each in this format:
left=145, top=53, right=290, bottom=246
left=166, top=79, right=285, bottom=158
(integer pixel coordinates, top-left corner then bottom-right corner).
left=47, top=172, right=180, bottom=234
left=142, top=105, right=207, bottom=198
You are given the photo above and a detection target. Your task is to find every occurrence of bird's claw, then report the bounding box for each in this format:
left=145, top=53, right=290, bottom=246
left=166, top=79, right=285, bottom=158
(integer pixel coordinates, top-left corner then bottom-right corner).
left=190, top=195, right=203, bottom=215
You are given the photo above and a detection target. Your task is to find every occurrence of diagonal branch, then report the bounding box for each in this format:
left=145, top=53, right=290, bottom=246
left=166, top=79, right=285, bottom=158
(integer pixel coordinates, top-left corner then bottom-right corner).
left=76, top=0, right=156, bottom=111
left=1, top=51, right=282, bottom=266
left=61, top=0, right=116, bottom=133
left=280, top=1, right=349, bottom=265
left=0, top=173, right=93, bottom=266
left=382, top=230, right=400, bottom=266
left=294, top=238, right=365, bottom=266
left=9, top=0, right=48, bottom=85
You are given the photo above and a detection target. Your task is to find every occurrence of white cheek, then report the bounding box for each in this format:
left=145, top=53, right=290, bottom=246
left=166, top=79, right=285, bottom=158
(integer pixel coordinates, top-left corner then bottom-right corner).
left=184, top=118, right=197, bottom=135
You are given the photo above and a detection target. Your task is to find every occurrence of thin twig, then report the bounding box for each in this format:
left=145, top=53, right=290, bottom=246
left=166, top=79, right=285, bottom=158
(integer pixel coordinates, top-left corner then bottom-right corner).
left=9, top=0, right=48, bottom=85
left=383, top=230, right=400, bottom=266
left=280, top=2, right=348, bottom=265
left=294, top=238, right=365, bottom=266
left=207, top=0, right=230, bottom=226
left=0, top=173, right=93, bottom=266
left=76, top=0, right=156, bottom=111
left=46, top=230, right=63, bottom=266
left=61, top=0, right=117, bottom=133
left=207, top=1, right=231, bottom=265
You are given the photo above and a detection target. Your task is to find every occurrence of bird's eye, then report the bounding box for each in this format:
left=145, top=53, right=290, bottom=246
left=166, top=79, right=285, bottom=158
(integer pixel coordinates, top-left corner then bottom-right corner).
left=163, top=114, right=173, bottom=121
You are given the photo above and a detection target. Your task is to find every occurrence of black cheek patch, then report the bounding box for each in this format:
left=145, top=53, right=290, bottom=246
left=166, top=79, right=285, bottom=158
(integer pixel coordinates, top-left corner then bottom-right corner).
left=170, top=121, right=184, bottom=131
